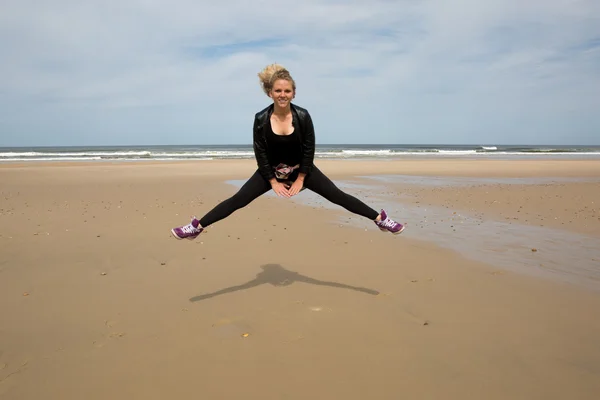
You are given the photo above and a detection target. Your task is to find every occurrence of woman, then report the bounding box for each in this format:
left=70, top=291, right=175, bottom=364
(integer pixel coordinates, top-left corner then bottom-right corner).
left=171, top=64, right=405, bottom=240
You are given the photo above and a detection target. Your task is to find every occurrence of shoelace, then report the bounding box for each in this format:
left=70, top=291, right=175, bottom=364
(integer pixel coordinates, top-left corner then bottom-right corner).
left=181, top=224, right=200, bottom=234
left=378, top=217, right=398, bottom=228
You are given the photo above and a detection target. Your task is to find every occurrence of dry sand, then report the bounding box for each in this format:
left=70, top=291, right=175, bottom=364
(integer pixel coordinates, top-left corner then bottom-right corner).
left=1, top=159, right=600, bottom=399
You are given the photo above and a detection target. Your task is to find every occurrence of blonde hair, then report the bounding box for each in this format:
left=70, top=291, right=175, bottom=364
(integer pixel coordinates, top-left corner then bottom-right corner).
left=257, top=63, right=296, bottom=96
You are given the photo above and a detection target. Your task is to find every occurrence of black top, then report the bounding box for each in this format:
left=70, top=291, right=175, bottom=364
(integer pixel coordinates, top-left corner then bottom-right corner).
left=253, top=103, right=316, bottom=181
left=266, top=120, right=302, bottom=167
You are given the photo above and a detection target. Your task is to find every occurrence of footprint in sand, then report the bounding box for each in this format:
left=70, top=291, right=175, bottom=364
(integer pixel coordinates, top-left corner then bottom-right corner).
left=106, top=320, right=125, bottom=339
left=0, top=360, right=29, bottom=384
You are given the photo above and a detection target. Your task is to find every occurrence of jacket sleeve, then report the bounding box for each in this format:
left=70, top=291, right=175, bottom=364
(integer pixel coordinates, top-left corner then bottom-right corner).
left=253, top=115, right=275, bottom=181
left=299, top=111, right=315, bottom=175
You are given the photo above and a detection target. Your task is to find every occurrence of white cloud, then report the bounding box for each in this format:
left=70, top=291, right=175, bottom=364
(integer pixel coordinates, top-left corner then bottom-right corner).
left=0, top=0, right=599, bottom=145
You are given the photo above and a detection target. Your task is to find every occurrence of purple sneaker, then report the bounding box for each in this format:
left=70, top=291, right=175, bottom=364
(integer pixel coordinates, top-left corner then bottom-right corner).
left=171, top=217, right=203, bottom=240
left=375, top=209, right=405, bottom=235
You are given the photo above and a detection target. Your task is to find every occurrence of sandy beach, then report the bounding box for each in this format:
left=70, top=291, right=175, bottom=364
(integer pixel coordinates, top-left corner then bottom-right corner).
left=1, top=158, right=600, bottom=399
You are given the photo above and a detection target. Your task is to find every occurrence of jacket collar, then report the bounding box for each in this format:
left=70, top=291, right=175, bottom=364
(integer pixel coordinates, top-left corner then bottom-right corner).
left=258, top=103, right=300, bottom=129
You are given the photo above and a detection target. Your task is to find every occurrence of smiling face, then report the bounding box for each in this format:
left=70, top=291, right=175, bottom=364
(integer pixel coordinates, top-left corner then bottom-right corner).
left=269, top=79, right=295, bottom=108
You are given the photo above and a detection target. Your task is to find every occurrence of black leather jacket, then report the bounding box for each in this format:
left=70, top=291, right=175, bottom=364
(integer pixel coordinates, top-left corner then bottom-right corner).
left=253, top=103, right=316, bottom=181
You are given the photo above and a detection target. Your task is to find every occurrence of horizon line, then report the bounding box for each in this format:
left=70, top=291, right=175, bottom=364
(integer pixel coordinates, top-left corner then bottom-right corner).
left=1, top=143, right=600, bottom=148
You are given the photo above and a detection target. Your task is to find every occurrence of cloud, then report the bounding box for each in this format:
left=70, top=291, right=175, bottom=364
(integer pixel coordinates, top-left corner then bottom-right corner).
left=0, top=0, right=599, bottom=146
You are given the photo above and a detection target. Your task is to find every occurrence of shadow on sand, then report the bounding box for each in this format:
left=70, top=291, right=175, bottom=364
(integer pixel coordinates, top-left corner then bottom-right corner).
left=190, top=263, right=379, bottom=302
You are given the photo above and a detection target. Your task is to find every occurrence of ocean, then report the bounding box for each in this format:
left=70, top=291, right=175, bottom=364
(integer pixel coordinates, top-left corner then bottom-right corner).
left=1, top=144, right=599, bottom=163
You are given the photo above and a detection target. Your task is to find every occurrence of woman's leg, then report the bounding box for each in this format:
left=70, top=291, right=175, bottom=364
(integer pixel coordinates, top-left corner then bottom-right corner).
left=302, top=165, right=405, bottom=234
left=171, top=170, right=271, bottom=239
left=199, top=170, right=271, bottom=227
left=302, top=165, right=379, bottom=220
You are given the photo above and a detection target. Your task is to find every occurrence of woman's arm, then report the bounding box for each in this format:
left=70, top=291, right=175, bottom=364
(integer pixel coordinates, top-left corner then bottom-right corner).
left=298, top=111, right=315, bottom=175
left=253, top=115, right=276, bottom=181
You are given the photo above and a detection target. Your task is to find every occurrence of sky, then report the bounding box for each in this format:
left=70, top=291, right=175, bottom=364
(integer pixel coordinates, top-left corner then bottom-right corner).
left=0, top=0, right=599, bottom=147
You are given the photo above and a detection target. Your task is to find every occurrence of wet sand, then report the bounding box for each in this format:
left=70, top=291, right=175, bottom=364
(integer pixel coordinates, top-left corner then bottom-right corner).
left=1, top=159, right=600, bottom=399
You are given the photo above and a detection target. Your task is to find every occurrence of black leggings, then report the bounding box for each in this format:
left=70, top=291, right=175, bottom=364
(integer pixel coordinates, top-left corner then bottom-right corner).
left=199, top=165, right=379, bottom=227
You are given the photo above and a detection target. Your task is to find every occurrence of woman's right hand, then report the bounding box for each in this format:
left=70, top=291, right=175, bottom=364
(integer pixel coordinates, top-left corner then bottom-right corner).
left=270, top=180, right=291, bottom=198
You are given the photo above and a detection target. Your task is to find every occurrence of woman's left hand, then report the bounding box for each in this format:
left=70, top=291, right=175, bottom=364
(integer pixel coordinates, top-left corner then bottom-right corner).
left=288, top=179, right=304, bottom=196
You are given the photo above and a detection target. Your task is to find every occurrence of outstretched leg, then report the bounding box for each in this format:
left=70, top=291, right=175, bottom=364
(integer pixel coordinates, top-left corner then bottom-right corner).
left=171, top=170, right=271, bottom=239
left=302, top=165, right=405, bottom=234
left=302, top=165, right=379, bottom=219
left=199, top=170, right=271, bottom=227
